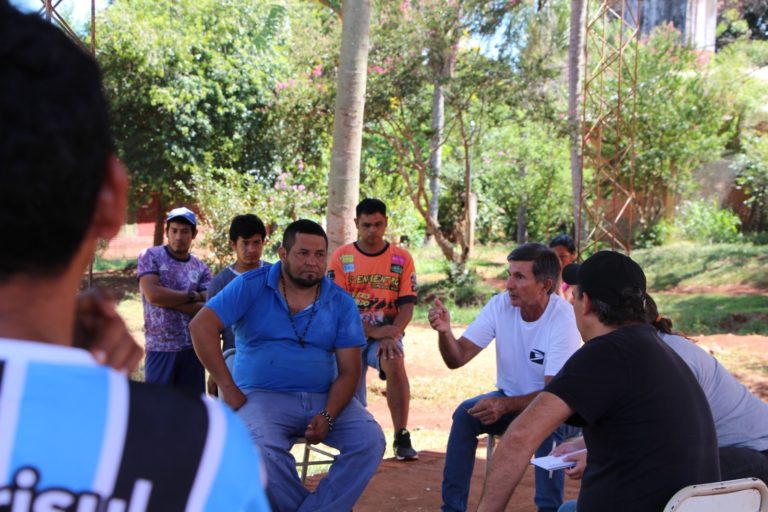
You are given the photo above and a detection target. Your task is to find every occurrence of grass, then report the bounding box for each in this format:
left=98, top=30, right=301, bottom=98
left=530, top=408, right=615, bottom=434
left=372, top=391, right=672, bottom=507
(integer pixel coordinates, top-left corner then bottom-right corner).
left=654, top=293, right=768, bottom=335
left=632, top=243, right=768, bottom=291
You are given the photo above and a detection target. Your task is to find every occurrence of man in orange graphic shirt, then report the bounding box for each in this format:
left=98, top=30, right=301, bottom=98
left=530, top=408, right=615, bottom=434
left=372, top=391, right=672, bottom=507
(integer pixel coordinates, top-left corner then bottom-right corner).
left=328, top=198, right=419, bottom=461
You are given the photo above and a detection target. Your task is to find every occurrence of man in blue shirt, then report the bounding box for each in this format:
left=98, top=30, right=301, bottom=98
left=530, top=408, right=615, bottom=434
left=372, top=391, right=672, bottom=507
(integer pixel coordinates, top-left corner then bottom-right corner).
left=0, top=3, right=269, bottom=510
left=191, top=219, right=386, bottom=512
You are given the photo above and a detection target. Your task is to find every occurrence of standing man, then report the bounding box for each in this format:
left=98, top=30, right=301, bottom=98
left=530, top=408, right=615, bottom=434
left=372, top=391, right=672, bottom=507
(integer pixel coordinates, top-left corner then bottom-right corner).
left=328, top=198, right=419, bottom=461
left=0, top=3, right=269, bottom=508
left=478, top=251, right=720, bottom=512
left=428, top=243, right=581, bottom=512
left=138, top=207, right=211, bottom=394
left=190, top=219, right=385, bottom=512
left=206, top=213, right=270, bottom=395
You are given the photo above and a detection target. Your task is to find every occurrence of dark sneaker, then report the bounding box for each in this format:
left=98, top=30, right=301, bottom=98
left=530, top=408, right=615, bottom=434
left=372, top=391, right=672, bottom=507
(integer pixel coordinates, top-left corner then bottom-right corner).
left=394, top=428, right=419, bottom=461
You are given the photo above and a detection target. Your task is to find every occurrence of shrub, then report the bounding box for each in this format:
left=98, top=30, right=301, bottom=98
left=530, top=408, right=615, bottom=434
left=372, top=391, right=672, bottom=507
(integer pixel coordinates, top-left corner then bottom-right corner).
left=675, top=199, right=742, bottom=243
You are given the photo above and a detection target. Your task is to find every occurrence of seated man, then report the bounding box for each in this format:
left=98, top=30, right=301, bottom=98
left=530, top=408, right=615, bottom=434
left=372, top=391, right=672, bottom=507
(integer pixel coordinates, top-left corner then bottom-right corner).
left=478, top=251, right=720, bottom=512
left=428, top=243, right=582, bottom=512
left=0, top=4, right=268, bottom=510
left=190, top=219, right=386, bottom=512
left=555, top=293, right=768, bottom=512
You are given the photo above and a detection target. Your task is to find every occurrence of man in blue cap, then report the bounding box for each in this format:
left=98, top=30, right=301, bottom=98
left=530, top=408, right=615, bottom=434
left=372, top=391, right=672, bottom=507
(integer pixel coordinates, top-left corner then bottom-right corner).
left=138, top=207, right=212, bottom=393
left=478, top=250, right=720, bottom=512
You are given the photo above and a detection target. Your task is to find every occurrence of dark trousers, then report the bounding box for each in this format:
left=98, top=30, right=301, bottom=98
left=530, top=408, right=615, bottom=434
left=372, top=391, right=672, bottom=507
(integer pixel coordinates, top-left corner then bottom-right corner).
left=719, top=446, right=768, bottom=482
left=145, top=348, right=205, bottom=395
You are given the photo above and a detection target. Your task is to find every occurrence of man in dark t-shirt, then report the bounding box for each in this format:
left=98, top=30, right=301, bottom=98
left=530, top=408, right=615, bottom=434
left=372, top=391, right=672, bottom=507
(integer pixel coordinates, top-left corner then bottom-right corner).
left=478, top=251, right=720, bottom=512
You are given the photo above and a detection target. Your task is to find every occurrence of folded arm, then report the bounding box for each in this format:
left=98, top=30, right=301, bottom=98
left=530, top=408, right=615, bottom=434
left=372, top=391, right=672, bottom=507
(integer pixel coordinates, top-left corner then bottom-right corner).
left=139, top=274, right=205, bottom=313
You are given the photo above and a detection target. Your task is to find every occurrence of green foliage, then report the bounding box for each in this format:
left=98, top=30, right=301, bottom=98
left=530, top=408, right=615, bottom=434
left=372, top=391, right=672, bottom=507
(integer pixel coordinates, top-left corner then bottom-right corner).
left=179, top=167, right=324, bottom=272
left=734, top=131, right=768, bottom=232
left=675, top=199, right=742, bottom=244
left=470, top=120, right=572, bottom=243
left=98, top=0, right=289, bottom=212
left=586, top=24, right=731, bottom=238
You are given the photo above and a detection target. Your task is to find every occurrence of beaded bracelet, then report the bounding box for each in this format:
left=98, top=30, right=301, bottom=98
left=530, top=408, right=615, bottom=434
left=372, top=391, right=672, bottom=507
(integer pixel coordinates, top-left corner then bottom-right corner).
left=318, top=409, right=335, bottom=431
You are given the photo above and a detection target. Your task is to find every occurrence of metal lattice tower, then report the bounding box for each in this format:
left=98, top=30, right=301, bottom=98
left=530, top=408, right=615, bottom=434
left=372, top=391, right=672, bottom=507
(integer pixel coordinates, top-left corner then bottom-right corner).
left=37, top=0, right=97, bottom=55
left=579, top=0, right=641, bottom=253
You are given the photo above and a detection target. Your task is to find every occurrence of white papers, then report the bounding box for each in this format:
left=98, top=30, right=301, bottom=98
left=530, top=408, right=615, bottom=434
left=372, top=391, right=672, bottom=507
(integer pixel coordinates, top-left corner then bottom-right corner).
left=530, top=449, right=587, bottom=471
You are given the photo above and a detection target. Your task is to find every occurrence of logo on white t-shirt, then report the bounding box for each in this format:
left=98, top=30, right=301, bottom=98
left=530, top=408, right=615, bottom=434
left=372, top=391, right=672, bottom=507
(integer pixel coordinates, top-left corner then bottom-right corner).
left=529, top=349, right=545, bottom=365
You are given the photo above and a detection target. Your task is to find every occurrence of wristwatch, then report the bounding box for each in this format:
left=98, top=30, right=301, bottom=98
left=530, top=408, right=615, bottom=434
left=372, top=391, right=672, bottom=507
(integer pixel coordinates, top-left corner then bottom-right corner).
left=187, top=290, right=197, bottom=303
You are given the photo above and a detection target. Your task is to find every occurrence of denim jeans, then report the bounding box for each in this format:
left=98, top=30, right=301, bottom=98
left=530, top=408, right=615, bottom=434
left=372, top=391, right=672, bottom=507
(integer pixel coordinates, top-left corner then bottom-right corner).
left=238, top=388, right=385, bottom=512
left=441, top=390, right=575, bottom=512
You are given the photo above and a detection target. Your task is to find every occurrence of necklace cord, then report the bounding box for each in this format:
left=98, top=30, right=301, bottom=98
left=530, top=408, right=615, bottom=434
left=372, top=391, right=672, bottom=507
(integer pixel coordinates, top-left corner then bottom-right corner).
left=280, top=272, right=321, bottom=348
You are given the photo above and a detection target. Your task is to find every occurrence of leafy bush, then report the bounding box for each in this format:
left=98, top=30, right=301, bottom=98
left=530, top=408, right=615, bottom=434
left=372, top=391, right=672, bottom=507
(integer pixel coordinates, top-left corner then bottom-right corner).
left=675, top=200, right=742, bottom=244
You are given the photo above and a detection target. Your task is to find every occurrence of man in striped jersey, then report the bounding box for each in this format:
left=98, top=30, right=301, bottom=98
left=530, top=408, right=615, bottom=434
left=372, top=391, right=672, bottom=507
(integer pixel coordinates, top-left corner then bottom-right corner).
left=0, top=3, right=269, bottom=510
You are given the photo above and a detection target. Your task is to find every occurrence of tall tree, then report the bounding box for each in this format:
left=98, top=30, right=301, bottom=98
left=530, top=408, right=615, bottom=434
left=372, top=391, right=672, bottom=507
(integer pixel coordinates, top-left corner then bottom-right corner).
left=326, top=0, right=371, bottom=253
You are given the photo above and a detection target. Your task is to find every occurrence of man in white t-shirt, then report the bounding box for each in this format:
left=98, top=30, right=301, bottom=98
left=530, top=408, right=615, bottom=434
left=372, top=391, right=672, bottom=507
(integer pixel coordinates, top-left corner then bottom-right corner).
left=428, top=243, right=581, bottom=512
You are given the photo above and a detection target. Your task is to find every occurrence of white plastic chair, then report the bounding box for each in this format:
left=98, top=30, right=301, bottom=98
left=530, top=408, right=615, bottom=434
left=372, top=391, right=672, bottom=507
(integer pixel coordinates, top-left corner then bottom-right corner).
left=664, top=477, right=768, bottom=512
left=220, top=348, right=337, bottom=484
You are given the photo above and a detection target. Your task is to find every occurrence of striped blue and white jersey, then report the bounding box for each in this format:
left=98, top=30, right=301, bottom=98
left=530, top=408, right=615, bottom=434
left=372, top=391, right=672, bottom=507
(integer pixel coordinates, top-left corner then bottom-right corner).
left=0, top=338, right=270, bottom=512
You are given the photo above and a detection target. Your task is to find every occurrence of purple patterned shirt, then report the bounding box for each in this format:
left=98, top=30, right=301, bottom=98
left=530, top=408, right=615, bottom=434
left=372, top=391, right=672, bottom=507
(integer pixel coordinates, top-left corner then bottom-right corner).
left=137, top=246, right=212, bottom=352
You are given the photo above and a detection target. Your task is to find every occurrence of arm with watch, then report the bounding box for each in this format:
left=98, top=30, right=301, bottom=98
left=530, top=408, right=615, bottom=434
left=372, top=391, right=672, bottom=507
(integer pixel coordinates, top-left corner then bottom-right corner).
left=304, top=346, right=362, bottom=444
left=138, top=274, right=206, bottom=315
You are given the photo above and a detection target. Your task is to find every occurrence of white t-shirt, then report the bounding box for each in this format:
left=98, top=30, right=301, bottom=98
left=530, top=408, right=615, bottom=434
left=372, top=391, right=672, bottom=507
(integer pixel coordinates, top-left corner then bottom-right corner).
left=462, top=293, right=581, bottom=397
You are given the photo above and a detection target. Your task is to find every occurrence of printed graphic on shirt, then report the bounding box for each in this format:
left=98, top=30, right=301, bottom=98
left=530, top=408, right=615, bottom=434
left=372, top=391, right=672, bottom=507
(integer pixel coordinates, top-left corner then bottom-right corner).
left=328, top=243, right=417, bottom=326
left=529, top=349, right=545, bottom=365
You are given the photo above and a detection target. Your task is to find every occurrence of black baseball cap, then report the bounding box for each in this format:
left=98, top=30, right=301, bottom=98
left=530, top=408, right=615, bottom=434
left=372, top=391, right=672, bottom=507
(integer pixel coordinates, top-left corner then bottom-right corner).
left=562, top=251, right=646, bottom=306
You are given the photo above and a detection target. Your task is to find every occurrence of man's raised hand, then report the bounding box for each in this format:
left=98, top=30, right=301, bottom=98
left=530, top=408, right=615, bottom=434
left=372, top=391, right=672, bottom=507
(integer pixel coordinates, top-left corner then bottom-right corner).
left=428, top=298, right=451, bottom=333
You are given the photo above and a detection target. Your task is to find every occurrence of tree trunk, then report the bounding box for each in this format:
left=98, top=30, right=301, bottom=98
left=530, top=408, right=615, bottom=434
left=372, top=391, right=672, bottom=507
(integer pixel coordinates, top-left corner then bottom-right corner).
left=153, top=194, right=166, bottom=247
left=568, top=0, right=586, bottom=249
left=425, top=81, right=444, bottom=246
left=326, top=0, right=371, bottom=254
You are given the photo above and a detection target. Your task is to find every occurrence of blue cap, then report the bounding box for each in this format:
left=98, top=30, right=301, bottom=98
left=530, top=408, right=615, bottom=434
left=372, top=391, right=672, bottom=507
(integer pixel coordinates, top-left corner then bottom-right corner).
left=165, top=207, right=197, bottom=227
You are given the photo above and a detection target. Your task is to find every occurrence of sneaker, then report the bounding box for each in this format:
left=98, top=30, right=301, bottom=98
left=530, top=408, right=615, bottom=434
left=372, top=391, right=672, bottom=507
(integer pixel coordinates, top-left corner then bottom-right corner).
left=394, top=428, right=419, bottom=461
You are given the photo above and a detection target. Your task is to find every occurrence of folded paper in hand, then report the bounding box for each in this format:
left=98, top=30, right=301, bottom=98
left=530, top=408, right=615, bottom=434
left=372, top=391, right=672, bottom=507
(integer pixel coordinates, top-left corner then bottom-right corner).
left=530, top=449, right=587, bottom=471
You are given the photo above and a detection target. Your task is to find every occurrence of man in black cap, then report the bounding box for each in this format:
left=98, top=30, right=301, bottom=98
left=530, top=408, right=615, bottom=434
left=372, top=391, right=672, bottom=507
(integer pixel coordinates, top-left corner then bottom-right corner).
left=477, top=251, right=720, bottom=512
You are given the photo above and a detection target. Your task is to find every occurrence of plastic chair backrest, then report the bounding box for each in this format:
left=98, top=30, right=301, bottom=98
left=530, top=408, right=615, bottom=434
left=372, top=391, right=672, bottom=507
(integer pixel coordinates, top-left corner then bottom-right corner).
left=664, top=478, right=768, bottom=512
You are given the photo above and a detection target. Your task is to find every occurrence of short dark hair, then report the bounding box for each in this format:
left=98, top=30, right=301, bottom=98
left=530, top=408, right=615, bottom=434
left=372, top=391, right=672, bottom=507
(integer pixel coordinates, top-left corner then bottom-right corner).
left=549, top=234, right=576, bottom=254
left=229, top=214, right=266, bottom=242
left=0, top=3, right=113, bottom=280
left=507, top=243, right=560, bottom=295
left=282, top=219, right=328, bottom=252
left=356, top=198, right=387, bottom=218
left=577, top=285, right=646, bottom=326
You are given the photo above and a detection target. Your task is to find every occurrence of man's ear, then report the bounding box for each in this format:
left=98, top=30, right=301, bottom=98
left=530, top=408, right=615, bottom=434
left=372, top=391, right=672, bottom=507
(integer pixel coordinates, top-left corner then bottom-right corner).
left=91, top=155, right=128, bottom=241
left=278, top=245, right=286, bottom=262
left=581, top=291, right=593, bottom=315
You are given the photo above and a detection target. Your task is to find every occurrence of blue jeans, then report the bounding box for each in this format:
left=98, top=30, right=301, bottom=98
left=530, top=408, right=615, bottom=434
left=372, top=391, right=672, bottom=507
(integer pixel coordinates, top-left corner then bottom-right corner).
left=441, top=390, right=575, bottom=512
left=354, top=337, right=405, bottom=407
left=238, top=389, right=385, bottom=512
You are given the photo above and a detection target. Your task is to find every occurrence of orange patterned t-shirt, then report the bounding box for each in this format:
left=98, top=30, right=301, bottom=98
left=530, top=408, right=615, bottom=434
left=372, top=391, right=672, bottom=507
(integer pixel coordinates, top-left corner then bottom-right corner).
left=328, top=242, right=417, bottom=327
